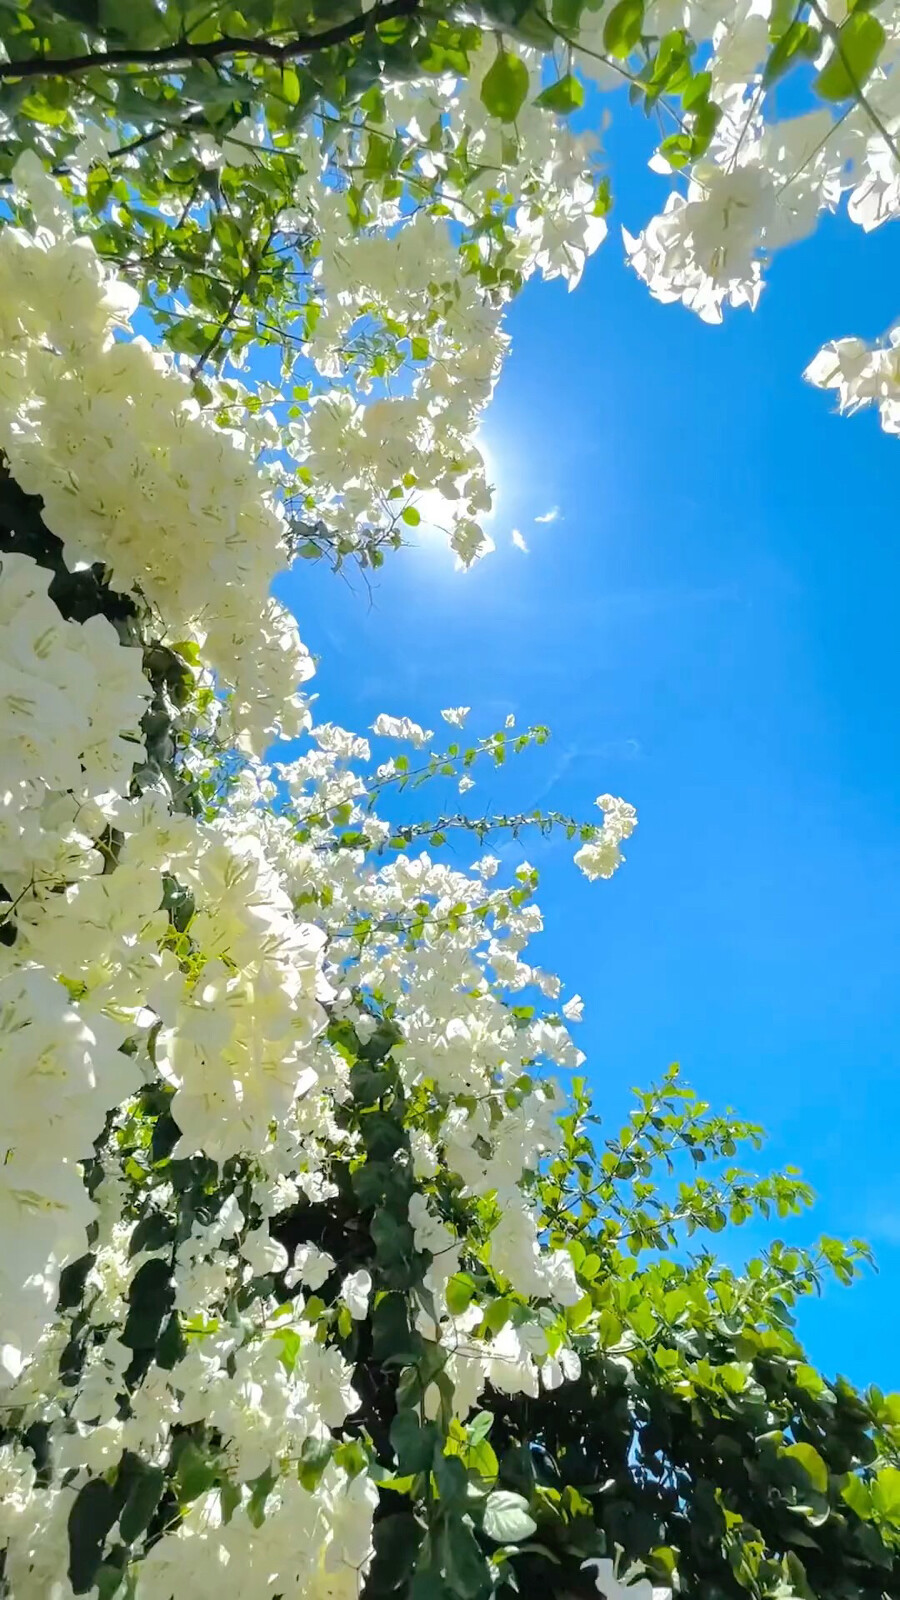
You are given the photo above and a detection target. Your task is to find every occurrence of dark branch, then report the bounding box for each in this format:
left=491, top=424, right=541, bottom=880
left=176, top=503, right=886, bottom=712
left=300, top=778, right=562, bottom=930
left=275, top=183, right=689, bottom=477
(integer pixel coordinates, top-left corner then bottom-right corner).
left=0, top=0, right=421, bottom=84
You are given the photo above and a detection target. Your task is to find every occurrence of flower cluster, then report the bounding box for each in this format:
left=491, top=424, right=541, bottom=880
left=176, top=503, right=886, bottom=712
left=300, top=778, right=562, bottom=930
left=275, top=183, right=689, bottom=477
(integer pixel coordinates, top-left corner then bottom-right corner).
left=806, top=326, right=900, bottom=435
left=0, top=184, right=631, bottom=1599
left=3, top=153, right=311, bottom=753
left=616, top=2, right=900, bottom=327
left=1, top=0, right=896, bottom=587
left=575, top=794, right=639, bottom=881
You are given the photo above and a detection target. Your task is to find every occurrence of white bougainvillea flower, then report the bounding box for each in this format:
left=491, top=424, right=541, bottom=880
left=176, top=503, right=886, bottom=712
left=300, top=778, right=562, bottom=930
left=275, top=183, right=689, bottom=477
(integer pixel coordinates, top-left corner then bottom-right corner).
left=575, top=795, right=638, bottom=881
left=581, top=1556, right=670, bottom=1600
left=341, top=1269, right=372, bottom=1320
left=371, top=713, right=434, bottom=747
left=285, top=1244, right=336, bottom=1291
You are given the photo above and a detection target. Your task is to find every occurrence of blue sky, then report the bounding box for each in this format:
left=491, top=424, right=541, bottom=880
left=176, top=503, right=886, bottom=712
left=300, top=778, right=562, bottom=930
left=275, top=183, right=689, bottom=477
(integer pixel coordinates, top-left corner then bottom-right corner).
left=280, top=109, right=900, bottom=1390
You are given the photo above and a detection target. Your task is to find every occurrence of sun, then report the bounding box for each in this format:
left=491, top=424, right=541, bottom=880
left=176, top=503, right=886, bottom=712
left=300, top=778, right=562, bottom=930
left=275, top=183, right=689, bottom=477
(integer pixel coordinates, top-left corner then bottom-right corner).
left=409, top=434, right=501, bottom=564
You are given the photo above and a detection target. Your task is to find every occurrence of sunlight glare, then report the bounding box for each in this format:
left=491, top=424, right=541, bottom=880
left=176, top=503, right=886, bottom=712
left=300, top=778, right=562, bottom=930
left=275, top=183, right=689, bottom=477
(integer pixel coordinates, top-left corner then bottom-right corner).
left=412, top=432, right=501, bottom=566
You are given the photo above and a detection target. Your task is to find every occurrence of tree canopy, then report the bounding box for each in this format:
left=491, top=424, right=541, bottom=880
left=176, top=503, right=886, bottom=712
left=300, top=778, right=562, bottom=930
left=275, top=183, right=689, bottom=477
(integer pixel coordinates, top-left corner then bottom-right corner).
left=3, top=0, right=899, bottom=565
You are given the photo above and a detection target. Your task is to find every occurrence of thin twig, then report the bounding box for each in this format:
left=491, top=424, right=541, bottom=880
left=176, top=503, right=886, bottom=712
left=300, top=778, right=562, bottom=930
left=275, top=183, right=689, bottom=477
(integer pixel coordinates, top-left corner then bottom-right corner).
left=189, top=279, right=245, bottom=378
left=808, top=0, right=900, bottom=168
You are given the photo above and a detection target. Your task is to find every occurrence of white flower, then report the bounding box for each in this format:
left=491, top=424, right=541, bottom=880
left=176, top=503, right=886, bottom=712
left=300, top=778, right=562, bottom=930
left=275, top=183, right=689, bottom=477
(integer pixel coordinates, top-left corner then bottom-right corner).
left=371, top=713, right=434, bottom=747
left=581, top=1557, right=669, bottom=1600
left=286, top=1244, right=336, bottom=1291
left=0, top=552, right=148, bottom=804
left=242, top=1228, right=289, bottom=1278
left=221, top=114, right=266, bottom=167
left=341, top=1269, right=372, bottom=1319
left=575, top=795, right=638, bottom=882
left=299, top=1342, right=360, bottom=1429
left=440, top=706, right=471, bottom=727
left=541, top=1347, right=582, bottom=1390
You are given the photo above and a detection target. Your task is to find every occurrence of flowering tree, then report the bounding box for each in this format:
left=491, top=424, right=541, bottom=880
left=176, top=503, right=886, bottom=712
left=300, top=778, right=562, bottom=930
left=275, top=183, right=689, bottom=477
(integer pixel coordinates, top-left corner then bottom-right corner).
left=2, top=3, right=900, bottom=1599
left=3, top=0, right=900, bottom=565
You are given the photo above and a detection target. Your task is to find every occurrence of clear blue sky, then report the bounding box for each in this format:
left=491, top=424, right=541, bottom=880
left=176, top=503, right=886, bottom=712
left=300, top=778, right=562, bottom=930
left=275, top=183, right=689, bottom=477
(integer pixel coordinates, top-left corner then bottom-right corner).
left=280, top=110, right=900, bottom=1391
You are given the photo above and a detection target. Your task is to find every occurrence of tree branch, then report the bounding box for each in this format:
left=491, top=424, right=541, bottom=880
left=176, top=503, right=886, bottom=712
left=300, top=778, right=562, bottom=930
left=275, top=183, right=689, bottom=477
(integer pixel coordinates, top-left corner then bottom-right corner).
left=808, top=0, right=900, bottom=170
left=188, top=277, right=245, bottom=379
left=0, top=0, right=421, bottom=84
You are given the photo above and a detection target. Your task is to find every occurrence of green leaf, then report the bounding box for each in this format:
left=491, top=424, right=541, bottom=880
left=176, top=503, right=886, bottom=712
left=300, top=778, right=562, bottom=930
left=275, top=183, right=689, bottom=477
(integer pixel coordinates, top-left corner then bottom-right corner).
left=175, top=1441, right=217, bottom=1504
left=535, top=74, right=585, bottom=114
left=482, top=1489, right=538, bottom=1542
left=369, top=1513, right=425, bottom=1592
left=689, top=100, right=720, bottom=158
left=298, top=1436, right=334, bottom=1492
left=247, top=1465, right=277, bottom=1528
left=121, top=1257, right=173, bottom=1351
left=171, top=639, right=203, bottom=669
left=119, top=1463, right=165, bottom=1545
left=364, top=131, right=394, bottom=181
left=644, top=27, right=691, bottom=94
left=604, top=0, right=645, bottom=58
left=480, top=51, right=530, bottom=122
left=370, top=1206, right=416, bottom=1278
left=481, top=1296, right=513, bottom=1334
left=401, top=506, right=421, bottom=526
left=467, top=1436, right=500, bottom=1481
left=658, top=132, right=693, bottom=168
left=842, top=1472, right=873, bottom=1520
left=440, top=1515, right=492, bottom=1598
left=469, top=1410, right=494, bottom=1445
left=155, top=1311, right=185, bottom=1371
left=94, top=1560, right=127, bottom=1600
left=681, top=69, right=711, bottom=111
left=67, top=1479, right=119, bottom=1595
left=282, top=66, right=301, bottom=105
left=390, top=1410, right=438, bottom=1475
left=764, top=20, right=820, bottom=83
left=372, top=1292, right=421, bottom=1364
left=446, top=1272, right=476, bottom=1315
left=411, top=1576, right=453, bottom=1600
left=871, top=1466, right=900, bottom=1524
left=220, top=1479, right=241, bottom=1524
left=54, top=0, right=102, bottom=23
left=783, top=1442, right=828, bottom=1495
left=434, top=1448, right=469, bottom=1508
left=552, top=0, right=587, bottom=24
left=350, top=1062, right=392, bottom=1103
left=58, top=1252, right=94, bottom=1310
left=814, top=11, right=885, bottom=99
left=129, top=1210, right=174, bottom=1257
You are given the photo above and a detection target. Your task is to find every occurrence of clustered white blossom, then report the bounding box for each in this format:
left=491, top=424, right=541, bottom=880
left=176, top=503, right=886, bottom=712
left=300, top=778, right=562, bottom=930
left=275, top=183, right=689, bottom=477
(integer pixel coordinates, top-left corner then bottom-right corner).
left=22, top=0, right=889, bottom=597
left=279, top=43, right=608, bottom=566
left=3, top=152, right=312, bottom=754
left=619, top=0, right=900, bottom=329
left=0, top=167, right=631, bottom=1599
left=805, top=324, right=900, bottom=435
left=575, top=795, right=639, bottom=881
